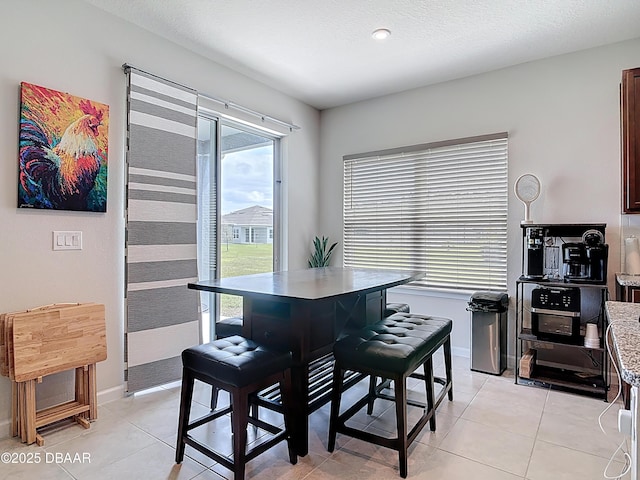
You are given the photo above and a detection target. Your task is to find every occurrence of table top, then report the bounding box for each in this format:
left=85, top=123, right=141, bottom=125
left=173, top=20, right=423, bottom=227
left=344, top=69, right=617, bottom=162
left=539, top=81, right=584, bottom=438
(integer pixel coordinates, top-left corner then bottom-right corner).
left=605, top=301, right=640, bottom=387
left=188, top=267, right=424, bottom=301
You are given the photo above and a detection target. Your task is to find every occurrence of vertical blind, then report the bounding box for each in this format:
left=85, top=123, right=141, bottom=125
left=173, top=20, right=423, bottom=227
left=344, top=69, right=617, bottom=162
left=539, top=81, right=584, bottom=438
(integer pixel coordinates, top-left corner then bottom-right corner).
left=343, top=133, right=508, bottom=291
left=124, top=67, right=200, bottom=393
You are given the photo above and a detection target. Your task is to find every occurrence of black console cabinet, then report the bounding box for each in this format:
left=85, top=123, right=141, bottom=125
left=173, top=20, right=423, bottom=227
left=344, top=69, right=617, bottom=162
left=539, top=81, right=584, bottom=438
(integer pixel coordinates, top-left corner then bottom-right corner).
left=514, top=224, right=609, bottom=400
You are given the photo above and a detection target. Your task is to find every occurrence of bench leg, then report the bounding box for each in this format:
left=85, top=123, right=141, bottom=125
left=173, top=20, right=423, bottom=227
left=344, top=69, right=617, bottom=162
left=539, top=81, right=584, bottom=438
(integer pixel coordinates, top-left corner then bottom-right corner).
left=424, top=356, right=436, bottom=431
left=366, top=375, right=377, bottom=415
left=444, top=337, right=453, bottom=401
left=394, top=375, right=408, bottom=479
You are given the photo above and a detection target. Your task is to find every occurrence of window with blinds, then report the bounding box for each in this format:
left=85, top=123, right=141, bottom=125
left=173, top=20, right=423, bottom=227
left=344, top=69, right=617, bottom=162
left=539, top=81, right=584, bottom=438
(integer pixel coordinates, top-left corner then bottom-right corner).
left=343, top=133, right=508, bottom=291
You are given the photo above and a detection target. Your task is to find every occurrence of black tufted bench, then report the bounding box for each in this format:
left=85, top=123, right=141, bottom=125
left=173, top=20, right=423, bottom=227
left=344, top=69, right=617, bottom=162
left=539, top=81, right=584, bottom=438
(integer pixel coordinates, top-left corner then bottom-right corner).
left=384, top=302, right=410, bottom=317
left=216, top=315, right=243, bottom=338
left=176, top=336, right=296, bottom=480
left=328, top=313, right=453, bottom=478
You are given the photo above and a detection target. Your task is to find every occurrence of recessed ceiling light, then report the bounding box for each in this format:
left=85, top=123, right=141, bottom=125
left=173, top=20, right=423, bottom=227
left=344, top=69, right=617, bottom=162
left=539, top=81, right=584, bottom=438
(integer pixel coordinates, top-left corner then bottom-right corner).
left=372, top=28, right=391, bottom=40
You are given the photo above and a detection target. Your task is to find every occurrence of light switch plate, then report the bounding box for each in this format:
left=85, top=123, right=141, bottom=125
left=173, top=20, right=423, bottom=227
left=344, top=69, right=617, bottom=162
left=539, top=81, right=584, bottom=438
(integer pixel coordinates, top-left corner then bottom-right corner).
left=53, top=231, right=82, bottom=250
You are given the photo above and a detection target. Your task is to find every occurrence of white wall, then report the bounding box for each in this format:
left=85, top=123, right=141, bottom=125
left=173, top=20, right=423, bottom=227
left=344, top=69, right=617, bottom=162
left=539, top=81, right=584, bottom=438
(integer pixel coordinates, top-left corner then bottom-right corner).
left=0, top=0, right=320, bottom=434
left=320, top=38, right=640, bottom=358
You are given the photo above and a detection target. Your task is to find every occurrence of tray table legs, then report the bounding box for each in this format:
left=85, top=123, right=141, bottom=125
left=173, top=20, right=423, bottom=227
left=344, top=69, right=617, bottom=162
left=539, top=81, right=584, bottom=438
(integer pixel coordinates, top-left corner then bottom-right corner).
left=11, top=363, right=98, bottom=445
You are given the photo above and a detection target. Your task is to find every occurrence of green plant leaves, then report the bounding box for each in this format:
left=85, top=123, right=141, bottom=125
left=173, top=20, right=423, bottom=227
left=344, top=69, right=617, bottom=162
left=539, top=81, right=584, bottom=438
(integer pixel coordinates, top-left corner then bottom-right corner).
left=308, top=235, right=338, bottom=267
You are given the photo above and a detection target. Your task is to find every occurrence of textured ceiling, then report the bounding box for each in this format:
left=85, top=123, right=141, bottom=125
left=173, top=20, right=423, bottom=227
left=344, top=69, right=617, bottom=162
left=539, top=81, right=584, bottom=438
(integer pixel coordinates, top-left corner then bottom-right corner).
left=84, top=0, right=640, bottom=110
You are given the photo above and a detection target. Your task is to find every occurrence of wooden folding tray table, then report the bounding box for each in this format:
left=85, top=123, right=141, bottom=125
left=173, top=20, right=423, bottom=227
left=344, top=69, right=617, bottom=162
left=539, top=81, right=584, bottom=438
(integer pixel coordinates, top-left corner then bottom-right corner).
left=0, top=303, right=107, bottom=445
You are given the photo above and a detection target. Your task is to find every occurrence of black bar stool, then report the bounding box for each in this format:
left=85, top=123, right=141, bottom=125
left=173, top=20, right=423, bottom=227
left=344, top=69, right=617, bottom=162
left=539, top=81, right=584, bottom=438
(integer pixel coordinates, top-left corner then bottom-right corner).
left=176, top=336, right=297, bottom=480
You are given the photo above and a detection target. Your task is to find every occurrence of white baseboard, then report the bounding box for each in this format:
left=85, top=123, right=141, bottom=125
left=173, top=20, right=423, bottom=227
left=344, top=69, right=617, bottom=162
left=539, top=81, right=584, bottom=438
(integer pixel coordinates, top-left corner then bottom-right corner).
left=98, top=384, right=125, bottom=405
left=452, top=346, right=470, bottom=358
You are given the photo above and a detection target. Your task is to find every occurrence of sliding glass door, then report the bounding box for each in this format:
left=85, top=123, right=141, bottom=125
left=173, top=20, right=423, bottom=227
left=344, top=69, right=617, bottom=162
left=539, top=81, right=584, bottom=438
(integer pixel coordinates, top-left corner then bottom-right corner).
left=197, top=116, right=279, bottom=340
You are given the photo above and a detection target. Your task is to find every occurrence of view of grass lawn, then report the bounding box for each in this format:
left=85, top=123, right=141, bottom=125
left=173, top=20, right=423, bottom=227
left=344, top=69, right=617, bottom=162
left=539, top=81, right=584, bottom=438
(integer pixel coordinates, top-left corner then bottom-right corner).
left=219, top=243, right=273, bottom=317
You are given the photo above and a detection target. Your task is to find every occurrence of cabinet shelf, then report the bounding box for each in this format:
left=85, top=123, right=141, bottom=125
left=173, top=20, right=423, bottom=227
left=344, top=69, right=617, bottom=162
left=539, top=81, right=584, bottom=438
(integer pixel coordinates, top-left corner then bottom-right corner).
left=517, top=276, right=607, bottom=289
left=518, top=329, right=604, bottom=352
left=518, top=365, right=606, bottom=396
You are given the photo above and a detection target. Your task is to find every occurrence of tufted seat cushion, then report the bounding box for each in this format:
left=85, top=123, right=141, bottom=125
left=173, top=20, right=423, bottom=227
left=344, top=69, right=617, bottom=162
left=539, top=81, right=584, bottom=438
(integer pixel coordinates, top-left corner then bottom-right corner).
left=384, top=303, right=410, bottom=317
left=182, top=335, right=292, bottom=388
left=333, top=313, right=452, bottom=376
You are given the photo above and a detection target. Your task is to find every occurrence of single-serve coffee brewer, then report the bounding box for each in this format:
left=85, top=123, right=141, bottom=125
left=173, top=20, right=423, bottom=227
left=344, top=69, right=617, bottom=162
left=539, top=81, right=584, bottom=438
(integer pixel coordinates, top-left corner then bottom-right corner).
left=562, top=230, right=608, bottom=284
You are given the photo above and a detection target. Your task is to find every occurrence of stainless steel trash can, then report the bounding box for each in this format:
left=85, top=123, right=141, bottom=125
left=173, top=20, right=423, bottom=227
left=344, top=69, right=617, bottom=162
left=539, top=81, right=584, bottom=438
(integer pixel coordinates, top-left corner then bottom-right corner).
left=467, top=291, right=508, bottom=375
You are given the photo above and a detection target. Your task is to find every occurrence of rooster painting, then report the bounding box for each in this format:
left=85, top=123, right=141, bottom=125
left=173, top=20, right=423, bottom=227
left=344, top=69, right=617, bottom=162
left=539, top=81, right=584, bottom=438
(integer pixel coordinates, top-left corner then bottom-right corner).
left=18, top=82, right=109, bottom=212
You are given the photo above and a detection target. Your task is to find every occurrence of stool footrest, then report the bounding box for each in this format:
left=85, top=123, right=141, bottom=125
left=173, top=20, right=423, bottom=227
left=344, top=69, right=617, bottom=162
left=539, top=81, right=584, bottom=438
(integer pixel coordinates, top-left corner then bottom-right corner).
left=186, top=406, right=232, bottom=431
left=338, top=423, right=399, bottom=450
left=247, top=416, right=283, bottom=436
left=408, top=373, right=452, bottom=412
left=183, top=435, right=235, bottom=472
left=375, top=392, right=425, bottom=409
left=184, top=427, right=289, bottom=468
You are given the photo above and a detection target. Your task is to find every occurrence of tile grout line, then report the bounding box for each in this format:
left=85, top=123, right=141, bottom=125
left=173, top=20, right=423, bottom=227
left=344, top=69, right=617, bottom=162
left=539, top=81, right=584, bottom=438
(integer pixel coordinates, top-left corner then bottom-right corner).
left=522, top=386, right=550, bottom=479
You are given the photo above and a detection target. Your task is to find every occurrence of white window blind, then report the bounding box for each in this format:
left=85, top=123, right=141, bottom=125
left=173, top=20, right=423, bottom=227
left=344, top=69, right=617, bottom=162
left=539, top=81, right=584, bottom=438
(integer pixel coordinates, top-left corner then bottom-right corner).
left=343, top=133, right=508, bottom=291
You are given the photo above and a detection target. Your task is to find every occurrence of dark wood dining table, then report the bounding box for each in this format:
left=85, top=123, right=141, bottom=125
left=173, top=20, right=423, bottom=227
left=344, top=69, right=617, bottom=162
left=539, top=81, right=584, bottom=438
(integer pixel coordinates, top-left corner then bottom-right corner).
left=188, top=266, right=424, bottom=456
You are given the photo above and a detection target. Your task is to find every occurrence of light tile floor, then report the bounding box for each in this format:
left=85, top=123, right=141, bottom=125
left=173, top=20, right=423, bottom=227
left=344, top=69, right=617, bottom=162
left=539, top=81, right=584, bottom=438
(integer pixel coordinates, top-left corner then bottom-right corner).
left=0, top=354, right=632, bottom=480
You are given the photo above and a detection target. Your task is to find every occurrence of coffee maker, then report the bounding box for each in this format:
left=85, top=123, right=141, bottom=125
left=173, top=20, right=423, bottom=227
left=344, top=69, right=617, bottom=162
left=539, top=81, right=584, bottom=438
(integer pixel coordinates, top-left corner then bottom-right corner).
left=583, top=230, right=608, bottom=284
left=562, top=243, right=589, bottom=281
left=524, top=227, right=545, bottom=279
left=562, top=230, right=608, bottom=284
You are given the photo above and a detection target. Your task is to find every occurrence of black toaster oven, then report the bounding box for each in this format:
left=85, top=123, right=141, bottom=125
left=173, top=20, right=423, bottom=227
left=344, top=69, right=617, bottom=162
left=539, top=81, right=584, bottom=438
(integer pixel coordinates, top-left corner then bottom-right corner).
left=530, top=287, right=581, bottom=344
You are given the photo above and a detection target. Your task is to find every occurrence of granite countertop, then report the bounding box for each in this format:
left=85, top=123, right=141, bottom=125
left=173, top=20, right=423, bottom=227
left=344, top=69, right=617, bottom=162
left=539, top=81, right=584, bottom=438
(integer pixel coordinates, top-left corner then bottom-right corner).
left=616, top=273, right=640, bottom=287
left=606, top=301, right=640, bottom=387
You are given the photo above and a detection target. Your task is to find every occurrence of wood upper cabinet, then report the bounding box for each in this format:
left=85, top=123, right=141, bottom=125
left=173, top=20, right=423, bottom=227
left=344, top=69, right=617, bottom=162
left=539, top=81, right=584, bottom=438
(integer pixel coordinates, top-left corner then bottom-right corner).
left=622, top=67, right=640, bottom=213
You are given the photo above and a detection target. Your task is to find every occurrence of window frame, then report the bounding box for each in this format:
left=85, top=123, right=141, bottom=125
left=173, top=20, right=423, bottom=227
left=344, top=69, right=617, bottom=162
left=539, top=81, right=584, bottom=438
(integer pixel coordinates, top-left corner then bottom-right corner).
left=196, top=112, right=284, bottom=340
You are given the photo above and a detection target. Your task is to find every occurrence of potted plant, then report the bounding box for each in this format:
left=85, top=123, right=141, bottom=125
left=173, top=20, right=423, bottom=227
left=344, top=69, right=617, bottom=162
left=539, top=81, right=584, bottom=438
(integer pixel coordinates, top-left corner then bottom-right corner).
left=308, top=236, right=338, bottom=267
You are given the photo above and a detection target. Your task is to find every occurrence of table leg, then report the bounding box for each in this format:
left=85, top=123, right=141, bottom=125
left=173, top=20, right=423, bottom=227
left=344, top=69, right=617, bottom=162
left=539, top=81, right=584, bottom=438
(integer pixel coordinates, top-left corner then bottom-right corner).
left=11, top=381, right=17, bottom=437
left=290, top=363, right=310, bottom=456
left=17, top=382, right=25, bottom=442
left=24, top=379, right=37, bottom=445
left=88, top=364, right=98, bottom=420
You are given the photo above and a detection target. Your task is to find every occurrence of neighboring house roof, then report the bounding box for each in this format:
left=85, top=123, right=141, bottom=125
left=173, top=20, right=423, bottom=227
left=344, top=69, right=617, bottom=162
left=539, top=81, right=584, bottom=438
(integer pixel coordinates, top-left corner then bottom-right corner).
left=222, top=205, right=272, bottom=226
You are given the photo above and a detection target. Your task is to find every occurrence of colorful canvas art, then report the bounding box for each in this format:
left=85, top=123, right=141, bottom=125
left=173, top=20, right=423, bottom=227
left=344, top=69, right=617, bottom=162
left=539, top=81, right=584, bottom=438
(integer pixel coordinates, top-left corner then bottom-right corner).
left=18, top=82, right=109, bottom=212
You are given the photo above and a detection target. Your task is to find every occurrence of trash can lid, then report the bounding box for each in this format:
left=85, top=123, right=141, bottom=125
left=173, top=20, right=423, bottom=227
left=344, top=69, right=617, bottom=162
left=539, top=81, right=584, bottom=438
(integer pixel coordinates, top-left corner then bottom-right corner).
left=469, top=291, right=508, bottom=306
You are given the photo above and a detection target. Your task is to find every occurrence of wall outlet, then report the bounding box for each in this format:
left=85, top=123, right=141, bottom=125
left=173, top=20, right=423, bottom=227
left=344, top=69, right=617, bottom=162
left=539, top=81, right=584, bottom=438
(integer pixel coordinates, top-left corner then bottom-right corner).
left=53, top=231, right=82, bottom=251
